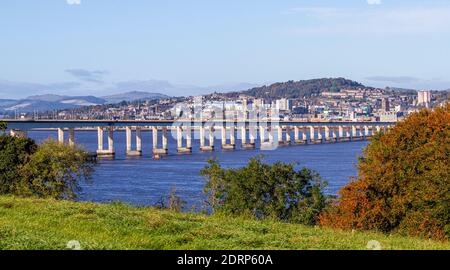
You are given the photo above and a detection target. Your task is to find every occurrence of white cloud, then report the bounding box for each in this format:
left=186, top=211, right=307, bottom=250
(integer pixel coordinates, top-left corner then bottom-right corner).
left=367, top=0, right=382, bottom=5
left=66, top=0, right=81, bottom=5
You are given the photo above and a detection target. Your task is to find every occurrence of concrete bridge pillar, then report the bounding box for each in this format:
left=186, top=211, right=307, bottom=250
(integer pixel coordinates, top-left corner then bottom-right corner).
left=268, top=127, right=274, bottom=144
left=201, top=126, right=214, bottom=151
left=277, top=126, right=283, bottom=144
left=153, top=127, right=168, bottom=155
left=302, top=127, right=307, bottom=143
left=186, top=126, right=192, bottom=149
left=364, top=125, right=370, bottom=139
left=97, top=126, right=115, bottom=157
left=126, top=126, right=132, bottom=152
left=176, top=126, right=192, bottom=153
left=68, top=128, right=75, bottom=146
left=230, top=126, right=235, bottom=146
left=221, top=126, right=227, bottom=146
left=259, top=126, right=266, bottom=145
left=126, top=126, right=142, bottom=156
left=351, top=126, right=357, bottom=141
left=136, top=127, right=142, bottom=152
left=249, top=127, right=256, bottom=145
left=58, top=128, right=64, bottom=144
left=97, top=127, right=103, bottom=151
left=241, top=126, right=247, bottom=145
left=338, top=126, right=344, bottom=141
left=208, top=127, right=215, bottom=148
left=200, top=126, right=205, bottom=148
left=317, top=127, right=323, bottom=142
left=294, top=126, right=299, bottom=142
left=309, top=126, right=315, bottom=143
left=324, top=126, right=330, bottom=142
left=285, top=126, right=291, bottom=143
left=162, top=127, right=168, bottom=152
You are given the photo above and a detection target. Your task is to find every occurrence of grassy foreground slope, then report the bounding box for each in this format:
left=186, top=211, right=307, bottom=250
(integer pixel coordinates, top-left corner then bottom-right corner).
left=0, top=196, right=448, bottom=250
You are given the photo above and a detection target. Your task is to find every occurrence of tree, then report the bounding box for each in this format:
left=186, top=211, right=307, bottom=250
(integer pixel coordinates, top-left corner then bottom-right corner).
left=0, top=122, right=6, bottom=132
left=18, top=139, right=96, bottom=200
left=201, top=157, right=329, bottom=225
left=320, top=104, right=450, bottom=240
left=0, top=135, right=37, bottom=195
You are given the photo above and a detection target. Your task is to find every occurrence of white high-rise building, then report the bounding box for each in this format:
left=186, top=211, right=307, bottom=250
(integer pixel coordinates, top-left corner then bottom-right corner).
left=275, top=98, right=292, bottom=111
left=417, top=90, right=432, bottom=107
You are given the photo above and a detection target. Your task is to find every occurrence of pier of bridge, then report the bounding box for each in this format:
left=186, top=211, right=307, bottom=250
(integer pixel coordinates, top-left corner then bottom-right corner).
left=3, top=120, right=393, bottom=158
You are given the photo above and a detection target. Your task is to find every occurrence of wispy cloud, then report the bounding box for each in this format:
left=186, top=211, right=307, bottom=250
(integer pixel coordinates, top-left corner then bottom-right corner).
left=367, top=0, right=382, bottom=5
left=65, top=69, right=108, bottom=83
left=66, top=0, right=81, bottom=5
left=283, top=6, right=450, bottom=36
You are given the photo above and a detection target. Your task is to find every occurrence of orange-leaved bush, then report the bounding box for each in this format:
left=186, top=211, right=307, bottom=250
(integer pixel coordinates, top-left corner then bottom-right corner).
left=320, top=103, right=450, bottom=240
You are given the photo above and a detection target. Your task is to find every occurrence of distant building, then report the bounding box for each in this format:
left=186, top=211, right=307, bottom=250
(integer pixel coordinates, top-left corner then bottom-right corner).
left=275, top=98, right=292, bottom=111
left=417, top=90, right=432, bottom=107
left=381, top=98, right=390, bottom=112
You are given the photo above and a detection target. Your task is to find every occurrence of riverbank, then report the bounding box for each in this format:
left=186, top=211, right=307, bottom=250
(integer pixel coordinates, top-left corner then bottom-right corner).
left=0, top=196, right=448, bottom=250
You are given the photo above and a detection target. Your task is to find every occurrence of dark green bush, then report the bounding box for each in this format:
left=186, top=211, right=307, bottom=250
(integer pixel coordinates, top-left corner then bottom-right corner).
left=0, top=135, right=96, bottom=200
left=201, top=157, right=329, bottom=225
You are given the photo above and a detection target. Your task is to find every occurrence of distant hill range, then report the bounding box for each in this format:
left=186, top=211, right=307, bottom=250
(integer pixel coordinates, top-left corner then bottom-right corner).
left=0, top=91, right=169, bottom=113
left=101, top=91, right=170, bottom=104
left=223, top=78, right=368, bottom=99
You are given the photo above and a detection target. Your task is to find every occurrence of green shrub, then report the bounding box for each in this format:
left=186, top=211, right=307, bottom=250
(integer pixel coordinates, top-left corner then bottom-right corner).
left=201, top=157, right=329, bottom=225
left=0, top=135, right=37, bottom=195
left=0, top=135, right=96, bottom=200
left=19, top=139, right=96, bottom=200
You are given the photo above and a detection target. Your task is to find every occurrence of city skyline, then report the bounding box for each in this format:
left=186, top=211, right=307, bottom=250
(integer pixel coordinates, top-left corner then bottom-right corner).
left=1, top=0, right=450, bottom=99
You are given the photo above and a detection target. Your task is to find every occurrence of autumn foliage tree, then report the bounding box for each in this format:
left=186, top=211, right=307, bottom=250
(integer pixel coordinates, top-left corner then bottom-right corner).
left=320, top=104, right=450, bottom=240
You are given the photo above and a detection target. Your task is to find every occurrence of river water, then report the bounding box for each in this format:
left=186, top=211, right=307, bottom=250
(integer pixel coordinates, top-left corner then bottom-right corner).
left=28, top=130, right=367, bottom=208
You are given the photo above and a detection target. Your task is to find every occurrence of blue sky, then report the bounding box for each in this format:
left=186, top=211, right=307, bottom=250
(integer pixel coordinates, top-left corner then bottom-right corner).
left=1, top=0, right=450, bottom=98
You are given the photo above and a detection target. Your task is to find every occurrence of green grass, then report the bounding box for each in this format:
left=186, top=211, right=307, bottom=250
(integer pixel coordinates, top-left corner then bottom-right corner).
left=0, top=196, right=448, bottom=250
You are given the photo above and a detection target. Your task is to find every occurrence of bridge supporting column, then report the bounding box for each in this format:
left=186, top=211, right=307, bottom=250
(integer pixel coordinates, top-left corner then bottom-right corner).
left=58, top=128, right=64, bottom=144
left=126, top=126, right=142, bottom=156
left=268, top=127, right=274, bottom=144
left=200, top=126, right=205, bottom=148
left=201, top=126, right=214, bottom=152
left=242, top=126, right=256, bottom=149
left=317, top=127, right=323, bottom=143
left=97, top=127, right=115, bottom=158
left=259, top=126, right=266, bottom=146
left=222, top=126, right=236, bottom=150
left=310, top=126, right=319, bottom=144
left=177, top=126, right=192, bottom=154
left=338, top=126, right=344, bottom=142
left=364, top=125, right=370, bottom=140
left=301, top=127, right=307, bottom=143
left=294, top=126, right=300, bottom=143
left=324, top=126, right=332, bottom=142
left=136, top=127, right=142, bottom=153
left=68, top=128, right=75, bottom=146
left=285, top=126, right=291, bottom=144
left=351, top=125, right=358, bottom=141
left=97, top=127, right=103, bottom=151
left=153, top=127, right=168, bottom=155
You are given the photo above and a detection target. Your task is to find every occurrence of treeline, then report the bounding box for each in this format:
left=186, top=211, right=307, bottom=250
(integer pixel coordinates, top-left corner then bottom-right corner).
left=224, top=78, right=366, bottom=99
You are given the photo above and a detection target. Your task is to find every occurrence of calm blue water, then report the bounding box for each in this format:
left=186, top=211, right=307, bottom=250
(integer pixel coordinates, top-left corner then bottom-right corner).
left=28, top=130, right=367, bottom=208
